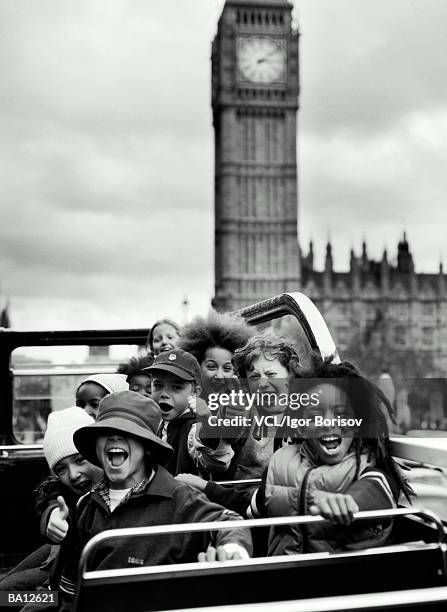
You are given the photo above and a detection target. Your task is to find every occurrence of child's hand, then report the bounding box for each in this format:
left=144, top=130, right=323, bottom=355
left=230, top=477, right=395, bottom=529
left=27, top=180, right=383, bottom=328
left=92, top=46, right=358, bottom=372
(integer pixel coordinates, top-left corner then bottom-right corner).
left=46, top=496, right=69, bottom=543
left=197, top=543, right=249, bottom=562
left=188, top=396, right=210, bottom=419
left=309, top=491, right=359, bottom=525
left=175, top=473, right=207, bottom=491
left=220, top=376, right=247, bottom=420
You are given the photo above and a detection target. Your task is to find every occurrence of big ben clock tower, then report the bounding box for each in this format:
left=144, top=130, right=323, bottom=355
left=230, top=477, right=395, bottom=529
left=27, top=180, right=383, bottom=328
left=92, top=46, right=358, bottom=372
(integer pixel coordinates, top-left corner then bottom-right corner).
left=212, top=0, right=300, bottom=312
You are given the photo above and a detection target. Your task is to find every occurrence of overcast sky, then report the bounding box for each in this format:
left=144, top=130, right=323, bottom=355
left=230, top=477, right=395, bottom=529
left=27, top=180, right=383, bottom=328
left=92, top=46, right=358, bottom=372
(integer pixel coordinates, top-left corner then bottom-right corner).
left=1, top=0, right=446, bottom=331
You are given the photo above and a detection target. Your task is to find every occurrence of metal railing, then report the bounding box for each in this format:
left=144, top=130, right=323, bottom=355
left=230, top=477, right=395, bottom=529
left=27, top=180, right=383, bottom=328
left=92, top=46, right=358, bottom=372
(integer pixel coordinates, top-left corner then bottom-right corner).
left=12, top=364, right=121, bottom=376
left=79, top=507, right=446, bottom=578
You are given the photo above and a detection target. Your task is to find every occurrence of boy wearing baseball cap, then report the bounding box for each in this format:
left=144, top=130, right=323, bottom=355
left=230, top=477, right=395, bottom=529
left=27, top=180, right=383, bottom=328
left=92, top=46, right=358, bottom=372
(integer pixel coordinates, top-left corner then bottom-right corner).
left=146, top=348, right=202, bottom=475
left=58, top=390, right=252, bottom=609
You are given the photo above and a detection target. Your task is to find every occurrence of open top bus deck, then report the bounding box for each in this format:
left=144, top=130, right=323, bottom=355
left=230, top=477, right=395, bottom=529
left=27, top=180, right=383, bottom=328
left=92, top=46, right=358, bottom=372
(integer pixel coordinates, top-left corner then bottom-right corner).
left=1, top=293, right=446, bottom=610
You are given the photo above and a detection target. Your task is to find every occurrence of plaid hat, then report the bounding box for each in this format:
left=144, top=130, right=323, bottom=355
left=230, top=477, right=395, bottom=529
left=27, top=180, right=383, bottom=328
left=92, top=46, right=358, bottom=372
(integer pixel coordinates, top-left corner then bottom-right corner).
left=73, top=390, right=173, bottom=466
left=145, top=348, right=201, bottom=384
left=43, top=407, right=94, bottom=471
left=77, top=373, right=129, bottom=395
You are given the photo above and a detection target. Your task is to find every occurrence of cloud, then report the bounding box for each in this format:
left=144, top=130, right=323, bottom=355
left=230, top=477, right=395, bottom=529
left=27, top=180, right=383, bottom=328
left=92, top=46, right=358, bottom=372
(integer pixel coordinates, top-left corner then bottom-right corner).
left=298, top=0, right=447, bottom=136
left=300, top=115, right=447, bottom=271
left=0, top=0, right=445, bottom=330
left=0, top=0, right=222, bottom=330
left=296, top=0, right=447, bottom=272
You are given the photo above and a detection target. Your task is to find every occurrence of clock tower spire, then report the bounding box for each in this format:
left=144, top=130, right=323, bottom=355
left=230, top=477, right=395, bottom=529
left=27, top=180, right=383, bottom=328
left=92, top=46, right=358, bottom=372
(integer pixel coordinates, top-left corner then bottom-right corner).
left=212, top=0, right=300, bottom=312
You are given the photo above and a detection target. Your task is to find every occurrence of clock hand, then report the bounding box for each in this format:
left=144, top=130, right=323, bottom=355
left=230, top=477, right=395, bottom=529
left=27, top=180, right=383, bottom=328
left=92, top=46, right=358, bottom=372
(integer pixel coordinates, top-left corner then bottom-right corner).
left=257, top=49, right=280, bottom=64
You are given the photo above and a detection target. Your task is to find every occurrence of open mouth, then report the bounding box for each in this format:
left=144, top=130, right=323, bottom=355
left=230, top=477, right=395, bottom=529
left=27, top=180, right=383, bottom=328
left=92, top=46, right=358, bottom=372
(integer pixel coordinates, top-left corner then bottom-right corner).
left=106, top=448, right=129, bottom=467
left=158, top=402, right=173, bottom=414
left=160, top=345, right=174, bottom=352
left=318, top=435, right=342, bottom=453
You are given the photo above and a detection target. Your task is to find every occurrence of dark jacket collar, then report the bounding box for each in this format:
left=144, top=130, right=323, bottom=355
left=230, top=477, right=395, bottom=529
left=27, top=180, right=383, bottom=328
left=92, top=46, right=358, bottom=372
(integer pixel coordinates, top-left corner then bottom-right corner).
left=168, top=411, right=196, bottom=427
left=89, top=465, right=175, bottom=512
left=145, top=465, right=175, bottom=498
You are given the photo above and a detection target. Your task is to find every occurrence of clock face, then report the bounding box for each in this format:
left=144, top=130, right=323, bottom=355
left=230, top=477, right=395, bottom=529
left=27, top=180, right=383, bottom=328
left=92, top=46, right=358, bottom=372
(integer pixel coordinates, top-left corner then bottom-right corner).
left=237, top=37, right=286, bottom=84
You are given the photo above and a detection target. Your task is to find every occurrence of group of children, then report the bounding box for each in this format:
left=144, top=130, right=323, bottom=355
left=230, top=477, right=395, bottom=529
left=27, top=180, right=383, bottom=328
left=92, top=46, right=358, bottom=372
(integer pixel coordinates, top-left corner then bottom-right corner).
left=1, top=312, right=412, bottom=610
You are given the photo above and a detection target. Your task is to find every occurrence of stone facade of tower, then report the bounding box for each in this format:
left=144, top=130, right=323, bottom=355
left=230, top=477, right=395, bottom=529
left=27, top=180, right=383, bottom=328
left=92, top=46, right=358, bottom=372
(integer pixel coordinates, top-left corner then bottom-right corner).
left=301, top=235, right=447, bottom=376
left=212, top=0, right=300, bottom=312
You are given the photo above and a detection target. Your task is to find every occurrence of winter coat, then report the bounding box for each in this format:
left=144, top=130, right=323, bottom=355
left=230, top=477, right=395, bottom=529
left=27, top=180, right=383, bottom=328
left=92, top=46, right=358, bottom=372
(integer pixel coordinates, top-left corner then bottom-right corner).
left=263, top=442, right=396, bottom=555
left=58, top=465, right=252, bottom=608
left=34, top=474, right=78, bottom=540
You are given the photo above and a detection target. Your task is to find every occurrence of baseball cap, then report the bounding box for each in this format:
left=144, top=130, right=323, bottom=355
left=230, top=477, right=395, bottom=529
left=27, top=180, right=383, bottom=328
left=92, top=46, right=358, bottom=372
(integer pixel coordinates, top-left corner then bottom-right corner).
left=144, top=348, right=201, bottom=384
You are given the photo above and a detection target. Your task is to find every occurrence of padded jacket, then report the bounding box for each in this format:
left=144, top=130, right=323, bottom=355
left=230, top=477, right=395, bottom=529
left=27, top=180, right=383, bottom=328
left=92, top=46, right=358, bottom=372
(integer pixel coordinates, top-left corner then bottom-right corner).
left=58, top=465, right=252, bottom=610
left=261, top=442, right=397, bottom=555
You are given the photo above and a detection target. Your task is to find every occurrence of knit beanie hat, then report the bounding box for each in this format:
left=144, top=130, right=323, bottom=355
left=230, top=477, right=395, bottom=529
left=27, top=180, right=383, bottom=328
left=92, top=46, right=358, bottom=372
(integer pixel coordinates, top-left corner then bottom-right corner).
left=76, top=373, right=129, bottom=395
left=43, top=407, right=94, bottom=471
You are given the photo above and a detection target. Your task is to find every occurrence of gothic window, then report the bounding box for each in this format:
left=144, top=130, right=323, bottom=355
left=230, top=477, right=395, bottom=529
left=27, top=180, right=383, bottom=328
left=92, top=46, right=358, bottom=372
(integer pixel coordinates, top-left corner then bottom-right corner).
left=248, top=175, right=255, bottom=216
left=393, top=325, right=406, bottom=348
left=249, top=116, right=256, bottom=161
left=333, top=325, right=350, bottom=348
left=241, top=116, right=248, bottom=161
left=422, top=326, right=434, bottom=348
left=422, top=302, right=434, bottom=317
left=394, top=302, right=408, bottom=318
left=241, top=177, right=248, bottom=217
left=243, top=232, right=249, bottom=273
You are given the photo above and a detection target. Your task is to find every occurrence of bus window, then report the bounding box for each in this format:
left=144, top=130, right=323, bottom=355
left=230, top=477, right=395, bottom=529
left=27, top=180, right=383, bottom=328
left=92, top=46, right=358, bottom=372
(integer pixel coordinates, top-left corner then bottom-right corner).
left=11, top=344, right=140, bottom=444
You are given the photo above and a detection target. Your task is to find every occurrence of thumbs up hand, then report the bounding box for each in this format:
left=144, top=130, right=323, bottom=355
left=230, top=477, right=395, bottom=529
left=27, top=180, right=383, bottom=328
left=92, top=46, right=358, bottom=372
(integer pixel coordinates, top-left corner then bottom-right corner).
left=46, top=496, right=69, bottom=543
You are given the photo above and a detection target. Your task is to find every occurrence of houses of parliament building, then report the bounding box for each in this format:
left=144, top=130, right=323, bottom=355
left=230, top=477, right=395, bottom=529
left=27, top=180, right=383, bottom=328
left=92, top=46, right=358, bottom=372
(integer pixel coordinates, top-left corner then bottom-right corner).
left=301, top=234, right=447, bottom=376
